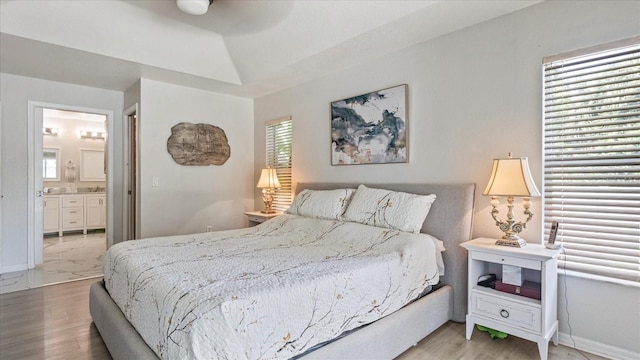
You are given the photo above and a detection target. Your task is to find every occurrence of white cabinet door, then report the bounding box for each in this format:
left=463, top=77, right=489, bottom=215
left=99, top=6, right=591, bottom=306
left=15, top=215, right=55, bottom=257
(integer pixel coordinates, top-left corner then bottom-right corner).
left=43, top=196, right=60, bottom=232
left=86, top=195, right=106, bottom=228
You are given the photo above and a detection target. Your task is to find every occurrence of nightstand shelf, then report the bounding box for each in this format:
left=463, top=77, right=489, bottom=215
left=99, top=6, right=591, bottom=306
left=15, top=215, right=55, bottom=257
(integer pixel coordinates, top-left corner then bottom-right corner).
left=461, top=238, right=559, bottom=360
left=244, top=211, right=281, bottom=227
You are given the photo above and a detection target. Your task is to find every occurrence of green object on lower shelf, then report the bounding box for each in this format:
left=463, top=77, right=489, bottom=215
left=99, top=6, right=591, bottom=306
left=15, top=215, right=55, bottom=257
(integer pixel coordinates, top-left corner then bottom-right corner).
left=476, top=324, right=508, bottom=340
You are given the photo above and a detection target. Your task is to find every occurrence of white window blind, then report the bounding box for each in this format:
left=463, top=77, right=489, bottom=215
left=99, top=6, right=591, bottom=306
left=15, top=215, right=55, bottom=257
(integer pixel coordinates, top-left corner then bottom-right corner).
left=543, top=42, right=640, bottom=283
left=266, top=116, right=293, bottom=212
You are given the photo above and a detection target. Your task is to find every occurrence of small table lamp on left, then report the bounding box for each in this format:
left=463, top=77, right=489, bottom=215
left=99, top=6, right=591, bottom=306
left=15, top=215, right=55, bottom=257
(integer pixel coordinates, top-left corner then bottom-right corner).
left=257, top=168, right=281, bottom=214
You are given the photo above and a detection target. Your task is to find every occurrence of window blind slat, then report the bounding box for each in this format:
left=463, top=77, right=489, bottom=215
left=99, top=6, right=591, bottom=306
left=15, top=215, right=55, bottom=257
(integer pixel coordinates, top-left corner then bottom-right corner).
left=545, top=77, right=640, bottom=98
left=561, top=254, right=639, bottom=271
left=545, top=187, right=640, bottom=193
left=545, top=49, right=640, bottom=73
left=543, top=217, right=639, bottom=231
left=543, top=234, right=640, bottom=251
left=544, top=90, right=640, bottom=109
left=544, top=42, right=640, bottom=283
left=545, top=81, right=640, bottom=100
left=546, top=102, right=640, bottom=120
left=561, top=261, right=639, bottom=281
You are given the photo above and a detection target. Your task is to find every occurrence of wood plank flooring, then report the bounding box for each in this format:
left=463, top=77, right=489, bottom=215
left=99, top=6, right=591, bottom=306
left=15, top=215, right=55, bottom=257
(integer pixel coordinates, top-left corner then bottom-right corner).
left=0, top=278, right=110, bottom=360
left=0, top=278, right=608, bottom=360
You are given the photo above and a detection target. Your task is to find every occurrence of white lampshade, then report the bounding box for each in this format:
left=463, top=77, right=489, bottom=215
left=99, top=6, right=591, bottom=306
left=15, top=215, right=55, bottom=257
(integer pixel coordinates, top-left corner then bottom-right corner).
left=257, top=168, right=281, bottom=189
left=483, top=155, right=541, bottom=197
left=177, top=0, right=211, bottom=15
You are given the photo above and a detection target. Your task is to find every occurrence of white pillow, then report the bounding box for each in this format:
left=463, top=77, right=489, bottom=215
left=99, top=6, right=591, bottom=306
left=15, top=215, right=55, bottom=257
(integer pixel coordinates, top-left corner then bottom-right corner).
left=285, top=189, right=355, bottom=220
left=342, top=185, right=436, bottom=233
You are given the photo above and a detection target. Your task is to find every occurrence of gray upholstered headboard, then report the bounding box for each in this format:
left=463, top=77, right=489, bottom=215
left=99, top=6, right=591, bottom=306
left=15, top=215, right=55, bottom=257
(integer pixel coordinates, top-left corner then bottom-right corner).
left=295, top=182, right=476, bottom=322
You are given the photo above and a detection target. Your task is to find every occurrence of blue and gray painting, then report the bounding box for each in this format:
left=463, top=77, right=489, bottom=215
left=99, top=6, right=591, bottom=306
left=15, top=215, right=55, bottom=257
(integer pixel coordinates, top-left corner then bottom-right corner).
left=331, top=86, right=406, bottom=165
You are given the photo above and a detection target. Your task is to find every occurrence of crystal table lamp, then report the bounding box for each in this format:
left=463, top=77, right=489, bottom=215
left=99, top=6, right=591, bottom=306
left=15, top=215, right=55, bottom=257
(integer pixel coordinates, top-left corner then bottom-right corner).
left=257, top=168, right=281, bottom=214
left=483, top=153, right=541, bottom=247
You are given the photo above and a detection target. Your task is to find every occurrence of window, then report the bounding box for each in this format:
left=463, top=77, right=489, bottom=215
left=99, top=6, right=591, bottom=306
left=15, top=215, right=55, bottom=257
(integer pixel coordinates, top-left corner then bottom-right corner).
left=266, top=116, right=293, bottom=212
left=543, top=41, right=640, bottom=284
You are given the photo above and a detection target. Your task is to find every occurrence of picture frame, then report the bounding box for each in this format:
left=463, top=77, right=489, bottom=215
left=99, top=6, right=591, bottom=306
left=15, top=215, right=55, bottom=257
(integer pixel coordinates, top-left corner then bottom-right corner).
left=330, top=84, right=407, bottom=165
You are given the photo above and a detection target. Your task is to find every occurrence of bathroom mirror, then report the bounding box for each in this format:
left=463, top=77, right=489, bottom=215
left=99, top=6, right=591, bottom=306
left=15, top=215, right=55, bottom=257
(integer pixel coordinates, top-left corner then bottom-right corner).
left=43, top=148, right=60, bottom=181
left=80, top=149, right=106, bottom=181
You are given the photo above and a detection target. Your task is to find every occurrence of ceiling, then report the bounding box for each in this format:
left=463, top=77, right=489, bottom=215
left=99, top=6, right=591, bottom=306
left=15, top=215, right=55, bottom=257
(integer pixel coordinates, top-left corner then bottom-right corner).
left=0, top=0, right=541, bottom=99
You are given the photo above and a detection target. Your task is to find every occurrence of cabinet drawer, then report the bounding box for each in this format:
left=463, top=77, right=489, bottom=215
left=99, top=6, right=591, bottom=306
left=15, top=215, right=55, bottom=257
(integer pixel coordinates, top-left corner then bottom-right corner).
left=471, top=291, right=540, bottom=332
left=472, top=251, right=541, bottom=270
left=63, top=208, right=83, bottom=221
left=62, top=196, right=84, bottom=208
left=44, top=197, right=59, bottom=208
left=62, top=218, right=83, bottom=228
left=247, top=215, right=265, bottom=224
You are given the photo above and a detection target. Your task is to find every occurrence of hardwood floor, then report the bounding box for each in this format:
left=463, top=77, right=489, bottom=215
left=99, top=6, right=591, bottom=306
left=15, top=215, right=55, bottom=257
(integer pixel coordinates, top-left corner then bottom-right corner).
left=397, top=322, right=608, bottom=360
left=0, top=278, right=110, bottom=360
left=0, top=278, right=608, bottom=360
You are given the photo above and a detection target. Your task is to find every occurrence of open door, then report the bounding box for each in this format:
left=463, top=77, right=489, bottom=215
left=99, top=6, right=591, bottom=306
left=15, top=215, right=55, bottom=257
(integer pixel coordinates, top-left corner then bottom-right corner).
left=32, top=105, right=45, bottom=266
left=123, top=104, right=139, bottom=241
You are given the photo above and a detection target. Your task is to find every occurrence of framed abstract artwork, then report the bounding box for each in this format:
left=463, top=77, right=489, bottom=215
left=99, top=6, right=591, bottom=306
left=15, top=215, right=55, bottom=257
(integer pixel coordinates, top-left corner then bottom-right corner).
left=330, top=84, right=407, bottom=165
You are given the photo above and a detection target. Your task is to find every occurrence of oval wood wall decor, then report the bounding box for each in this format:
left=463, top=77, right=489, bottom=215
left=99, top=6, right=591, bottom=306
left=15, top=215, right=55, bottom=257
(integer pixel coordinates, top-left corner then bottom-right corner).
left=167, top=122, right=231, bottom=166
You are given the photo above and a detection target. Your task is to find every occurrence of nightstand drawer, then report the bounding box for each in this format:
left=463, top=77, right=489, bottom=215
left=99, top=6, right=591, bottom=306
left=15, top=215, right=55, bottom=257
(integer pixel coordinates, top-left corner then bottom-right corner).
left=245, top=211, right=281, bottom=227
left=472, top=251, right=541, bottom=270
left=247, top=215, right=265, bottom=224
left=471, top=291, right=540, bottom=332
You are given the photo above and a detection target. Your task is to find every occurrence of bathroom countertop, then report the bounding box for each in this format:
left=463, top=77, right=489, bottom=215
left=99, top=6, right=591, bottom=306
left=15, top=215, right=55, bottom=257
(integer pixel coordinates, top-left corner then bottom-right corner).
left=45, top=192, right=106, bottom=195
left=44, top=187, right=105, bottom=195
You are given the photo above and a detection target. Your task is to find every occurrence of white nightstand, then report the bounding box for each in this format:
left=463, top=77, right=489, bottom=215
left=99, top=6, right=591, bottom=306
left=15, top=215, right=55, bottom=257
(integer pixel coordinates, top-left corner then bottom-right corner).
left=244, top=211, right=281, bottom=227
left=461, top=238, right=560, bottom=360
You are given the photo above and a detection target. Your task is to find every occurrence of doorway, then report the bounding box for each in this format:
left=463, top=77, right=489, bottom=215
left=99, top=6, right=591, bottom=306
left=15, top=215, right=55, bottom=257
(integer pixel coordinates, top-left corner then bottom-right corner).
left=26, top=101, right=115, bottom=280
left=41, top=108, right=107, bottom=285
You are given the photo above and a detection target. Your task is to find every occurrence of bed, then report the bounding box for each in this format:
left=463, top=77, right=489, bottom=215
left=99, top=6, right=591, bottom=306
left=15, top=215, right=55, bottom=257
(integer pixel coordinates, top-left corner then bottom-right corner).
left=90, top=182, right=475, bottom=359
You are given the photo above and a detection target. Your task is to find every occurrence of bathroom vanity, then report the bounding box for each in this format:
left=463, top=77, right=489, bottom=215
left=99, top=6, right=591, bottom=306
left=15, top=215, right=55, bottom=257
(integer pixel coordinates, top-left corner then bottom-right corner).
left=44, top=191, right=105, bottom=236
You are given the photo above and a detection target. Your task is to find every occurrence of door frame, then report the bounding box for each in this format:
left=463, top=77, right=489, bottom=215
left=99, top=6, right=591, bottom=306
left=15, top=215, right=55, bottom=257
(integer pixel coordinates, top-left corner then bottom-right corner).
left=0, top=101, right=3, bottom=272
left=27, top=101, right=114, bottom=268
left=122, top=103, right=140, bottom=241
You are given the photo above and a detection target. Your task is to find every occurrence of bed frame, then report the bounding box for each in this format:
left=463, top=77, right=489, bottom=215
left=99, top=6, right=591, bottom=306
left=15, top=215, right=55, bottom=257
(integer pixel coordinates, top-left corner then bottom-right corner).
left=90, top=182, right=475, bottom=359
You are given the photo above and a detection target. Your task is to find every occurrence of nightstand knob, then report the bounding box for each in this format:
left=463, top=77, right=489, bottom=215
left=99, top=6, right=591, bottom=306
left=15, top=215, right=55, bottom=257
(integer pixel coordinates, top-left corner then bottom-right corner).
left=500, top=309, right=510, bottom=318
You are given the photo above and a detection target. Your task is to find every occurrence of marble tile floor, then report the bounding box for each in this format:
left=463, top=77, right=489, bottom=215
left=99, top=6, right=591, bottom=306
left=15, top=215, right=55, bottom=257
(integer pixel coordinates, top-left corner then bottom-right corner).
left=0, top=232, right=106, bottom=294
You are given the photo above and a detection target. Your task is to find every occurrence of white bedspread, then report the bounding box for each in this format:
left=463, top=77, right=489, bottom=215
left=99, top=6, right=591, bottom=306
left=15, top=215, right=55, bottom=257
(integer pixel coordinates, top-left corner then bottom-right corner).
left=103, top=214, right=442, bottom=360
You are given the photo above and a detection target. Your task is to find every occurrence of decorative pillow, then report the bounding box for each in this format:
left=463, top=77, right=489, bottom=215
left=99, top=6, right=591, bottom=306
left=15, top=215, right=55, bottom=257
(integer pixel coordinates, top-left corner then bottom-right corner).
left=285, top=189, right=355, bottom=220
left=342, top=185, right=437, bottom=233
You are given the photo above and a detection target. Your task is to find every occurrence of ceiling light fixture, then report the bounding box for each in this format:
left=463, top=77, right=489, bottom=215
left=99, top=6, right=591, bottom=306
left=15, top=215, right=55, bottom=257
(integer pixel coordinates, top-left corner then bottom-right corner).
left=43, top=127, right=59, bottom=136
left=80, top=130, right=105, bottom=140
left=176, top=0, right=214, bottom=16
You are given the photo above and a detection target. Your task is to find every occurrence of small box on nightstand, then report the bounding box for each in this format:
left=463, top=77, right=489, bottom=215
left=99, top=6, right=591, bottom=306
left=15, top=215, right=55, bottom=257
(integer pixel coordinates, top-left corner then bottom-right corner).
left=502, top=264, right=523, bottom=286
left=495, top=280, right=541, bottom=300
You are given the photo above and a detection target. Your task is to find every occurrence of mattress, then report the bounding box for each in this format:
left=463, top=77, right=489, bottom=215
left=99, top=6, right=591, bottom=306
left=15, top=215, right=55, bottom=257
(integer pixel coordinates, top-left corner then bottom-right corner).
left=103, top=214, right=443, bottom=360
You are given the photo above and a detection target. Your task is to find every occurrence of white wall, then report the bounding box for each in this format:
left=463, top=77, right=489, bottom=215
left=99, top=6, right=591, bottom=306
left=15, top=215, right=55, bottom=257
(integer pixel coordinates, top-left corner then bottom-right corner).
left=138, top=79, right=254, bottom=238
left=124, top=80, right=140, bottom=111
left=0, top=73, right=124, bottom=271
left=254, top=1, right=640, bottom=357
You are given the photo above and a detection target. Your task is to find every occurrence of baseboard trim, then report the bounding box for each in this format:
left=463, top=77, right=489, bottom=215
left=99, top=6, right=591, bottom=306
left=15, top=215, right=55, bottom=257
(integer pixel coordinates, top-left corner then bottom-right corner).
left=559, top=332, right=638, bottom=360
left=0, top=263, right=28, bottom=274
